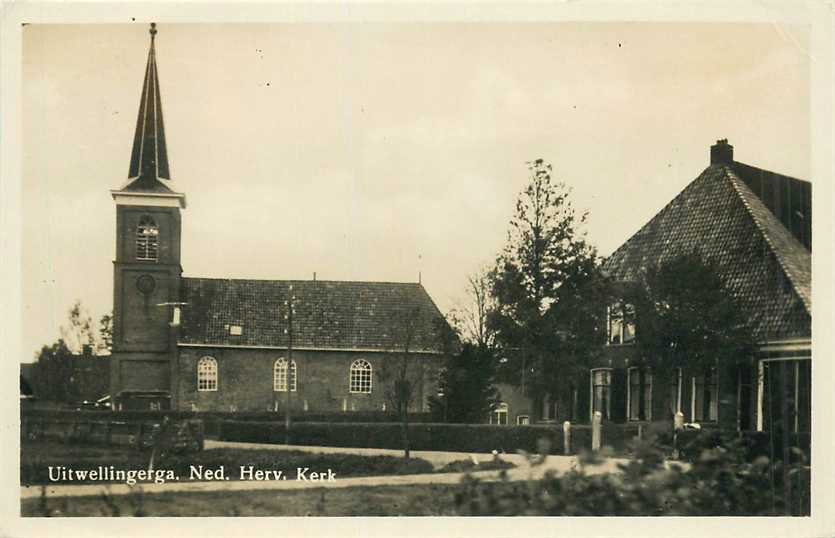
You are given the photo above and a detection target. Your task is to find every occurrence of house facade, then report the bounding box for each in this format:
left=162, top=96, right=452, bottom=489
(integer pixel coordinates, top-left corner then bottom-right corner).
left=109, top=25, right=449, bottom=412
left=495, top=140, right=811, bottom=435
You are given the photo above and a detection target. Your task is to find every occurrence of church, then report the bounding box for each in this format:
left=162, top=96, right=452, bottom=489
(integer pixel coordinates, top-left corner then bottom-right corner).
left=109, top=24, right=450, bottom=412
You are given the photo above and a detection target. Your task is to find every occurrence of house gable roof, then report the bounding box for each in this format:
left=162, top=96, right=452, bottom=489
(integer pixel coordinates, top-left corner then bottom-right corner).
left=602, top=163, right=811, bottom=341
left=178, top=278, right=450, bottom=353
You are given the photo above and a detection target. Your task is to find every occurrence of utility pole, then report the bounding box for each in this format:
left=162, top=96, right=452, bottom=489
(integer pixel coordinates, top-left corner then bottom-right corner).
left=285, top=285, right=295, bottom=445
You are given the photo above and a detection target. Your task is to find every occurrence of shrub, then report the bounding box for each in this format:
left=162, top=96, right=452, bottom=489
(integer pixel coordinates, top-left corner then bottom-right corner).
left=438, top=457, right=515, bottom=474
left=454, top=435, right=811, bottom=516
left=219, top=421, right=584, bottom=454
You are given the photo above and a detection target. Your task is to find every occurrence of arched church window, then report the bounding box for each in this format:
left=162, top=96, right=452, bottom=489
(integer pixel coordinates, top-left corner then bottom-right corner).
left=274, top=357, right=297, bottom=392
left=136, top=215, right=159, bottom=261
left=197, top=356, right=218, bottom=391
left=349, top=359, right=372, bottom=394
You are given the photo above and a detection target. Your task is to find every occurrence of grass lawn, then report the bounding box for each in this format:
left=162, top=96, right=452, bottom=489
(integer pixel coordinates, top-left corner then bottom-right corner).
left=21, top=441, right=439, bottom=486
left=22, top=483, right=468, bottom=516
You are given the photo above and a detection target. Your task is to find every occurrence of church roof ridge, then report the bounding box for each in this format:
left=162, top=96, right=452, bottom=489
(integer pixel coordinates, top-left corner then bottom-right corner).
left=181, top=276, right=425, bottom=286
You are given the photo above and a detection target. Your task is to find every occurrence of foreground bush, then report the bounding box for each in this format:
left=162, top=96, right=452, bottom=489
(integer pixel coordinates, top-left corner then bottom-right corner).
left=454, top=435, right=811, bottom=516
left=438, top=457, right=516, bottom=474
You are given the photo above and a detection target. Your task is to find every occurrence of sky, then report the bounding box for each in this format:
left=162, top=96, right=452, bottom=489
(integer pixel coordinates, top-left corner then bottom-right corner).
left=21, top=22, right=810, bottom=360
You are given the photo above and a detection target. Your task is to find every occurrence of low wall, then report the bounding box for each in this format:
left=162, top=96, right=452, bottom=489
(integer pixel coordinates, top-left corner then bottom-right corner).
left=21, top=413, right=204, bottom=451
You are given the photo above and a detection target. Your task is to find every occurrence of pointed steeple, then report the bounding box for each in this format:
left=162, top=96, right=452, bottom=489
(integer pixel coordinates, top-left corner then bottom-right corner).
left=128, top=22, right=170, bottom=185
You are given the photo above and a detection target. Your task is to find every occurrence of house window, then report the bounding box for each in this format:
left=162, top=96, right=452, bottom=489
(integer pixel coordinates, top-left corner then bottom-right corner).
left=490, top=402, right=508, bottom=425
left=692, top=366, right=718, bottom=422
left=758, top=358, right=811, bottom=434
left=591, top=369, right=612, bottom=419
left=273, top=357, right=297, bottom=392
left=607, top=302, right=635, bottom=345
left=136, top=215, right=159, bottom=261
left=197, top=356, right=218, bottom=391
left=516, top=415, right=530, bottom=425
left=627, top=367, right=653, bottom=421
left=349, top=359, right=372, bottom=394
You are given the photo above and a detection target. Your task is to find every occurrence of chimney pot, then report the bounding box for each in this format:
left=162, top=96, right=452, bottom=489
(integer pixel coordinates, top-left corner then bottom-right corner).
left=710, top=139, right=733, bottom=165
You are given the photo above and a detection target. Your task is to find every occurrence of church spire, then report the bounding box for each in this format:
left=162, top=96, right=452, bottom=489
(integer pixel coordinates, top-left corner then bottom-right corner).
left=128, top=22, right=170, bottom=183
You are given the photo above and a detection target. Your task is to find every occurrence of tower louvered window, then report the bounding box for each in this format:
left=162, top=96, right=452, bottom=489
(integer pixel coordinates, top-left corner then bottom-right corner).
left=136, top=215, right=159, bottom=261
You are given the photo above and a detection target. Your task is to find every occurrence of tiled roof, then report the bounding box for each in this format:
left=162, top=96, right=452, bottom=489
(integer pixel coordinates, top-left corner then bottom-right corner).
left=602, top=163, right=811, bottom=341
left=731, top=161, right=811, bottom=250
left=178, top=278, right=449, bottom=353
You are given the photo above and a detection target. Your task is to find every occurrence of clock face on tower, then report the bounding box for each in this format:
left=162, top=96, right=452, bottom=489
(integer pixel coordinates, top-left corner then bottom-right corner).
left=136, top=274, right=156, bottom=295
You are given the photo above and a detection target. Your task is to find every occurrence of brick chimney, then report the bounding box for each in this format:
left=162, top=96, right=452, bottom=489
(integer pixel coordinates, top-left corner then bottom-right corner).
left=710, top=139, right=733, bottom=165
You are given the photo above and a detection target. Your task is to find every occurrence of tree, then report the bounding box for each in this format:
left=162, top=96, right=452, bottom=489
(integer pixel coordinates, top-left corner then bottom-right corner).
left=429, top=342, right=499, bottom=423
left=626, top=251, right=756, bottom=422
left=31, top=302, right=114, bottom=402
left=58, top=300, right=112, bottom=355
left=487, top=159, right=598, bottom=409
left=377, top=305, right=426, bottom=460
left=448, top=268, right=495, bottom=348
left=33, top=339, right=74, bottom=401
left=97, top=312, right=113, bottom=355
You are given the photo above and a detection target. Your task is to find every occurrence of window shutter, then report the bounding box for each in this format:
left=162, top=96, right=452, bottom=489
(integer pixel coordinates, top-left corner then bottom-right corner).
left=610, top=368, right=627, bottom=423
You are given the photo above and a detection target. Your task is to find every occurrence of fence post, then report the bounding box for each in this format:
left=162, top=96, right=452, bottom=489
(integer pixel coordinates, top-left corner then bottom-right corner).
left=592, top=411, right=602, bottom=451
left=563, top=421, right=571, bottom=455
left=673, top=411, right=685, bottom=458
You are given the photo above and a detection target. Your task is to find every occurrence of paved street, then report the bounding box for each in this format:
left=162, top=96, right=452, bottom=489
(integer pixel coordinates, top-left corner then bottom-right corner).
left=21, top=441, right=629, bottom=500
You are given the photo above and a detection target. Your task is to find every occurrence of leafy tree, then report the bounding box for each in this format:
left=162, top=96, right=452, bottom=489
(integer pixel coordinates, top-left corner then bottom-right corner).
left=60, top=301, right=96, bottom=354
left=33, top=339, right=74, bottom=401
left=97, top=312, right=113, bottom=355
left=31, top=302, right=113, bottom=402
left=59, top=300, right=112, bottom=355
left=487, top=159, right=599, bottom=410
left=429, top=343, right=499, bottom=423
left=625, top=250, right=756, bottom=422
left=545, top=260, right=613, bottom=418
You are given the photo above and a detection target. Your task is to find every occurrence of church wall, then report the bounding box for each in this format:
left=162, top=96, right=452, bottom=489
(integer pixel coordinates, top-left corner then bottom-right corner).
left=111, top=352, right=171, bottom=391
left=175, top=347, right=444, bottom=413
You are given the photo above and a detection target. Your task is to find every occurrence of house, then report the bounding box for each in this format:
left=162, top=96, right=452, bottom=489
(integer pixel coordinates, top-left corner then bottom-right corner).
left=495, top=140, right=811, bottom=434
left=596, top=139, right=810, bottom=434
left=109, top=25, right=449, bottom=412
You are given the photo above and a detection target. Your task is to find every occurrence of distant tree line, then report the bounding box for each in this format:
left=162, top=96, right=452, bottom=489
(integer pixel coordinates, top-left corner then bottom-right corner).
left=28, top=301, right=112, bottom=403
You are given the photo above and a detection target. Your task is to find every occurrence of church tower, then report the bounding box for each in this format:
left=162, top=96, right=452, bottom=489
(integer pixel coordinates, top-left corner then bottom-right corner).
left=110, top=24, right=186, bottom=410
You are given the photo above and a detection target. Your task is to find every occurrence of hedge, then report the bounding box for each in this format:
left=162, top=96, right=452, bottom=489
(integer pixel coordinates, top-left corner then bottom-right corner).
left=218, top=420, right=610, bottom=454
left=21, top=409, right=434, bottom=437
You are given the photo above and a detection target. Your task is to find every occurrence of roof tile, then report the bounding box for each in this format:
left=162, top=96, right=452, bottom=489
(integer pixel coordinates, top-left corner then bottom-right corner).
left=178, top=278, right=449, bottom=353
left=602, top=163, right=811, bottom=341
